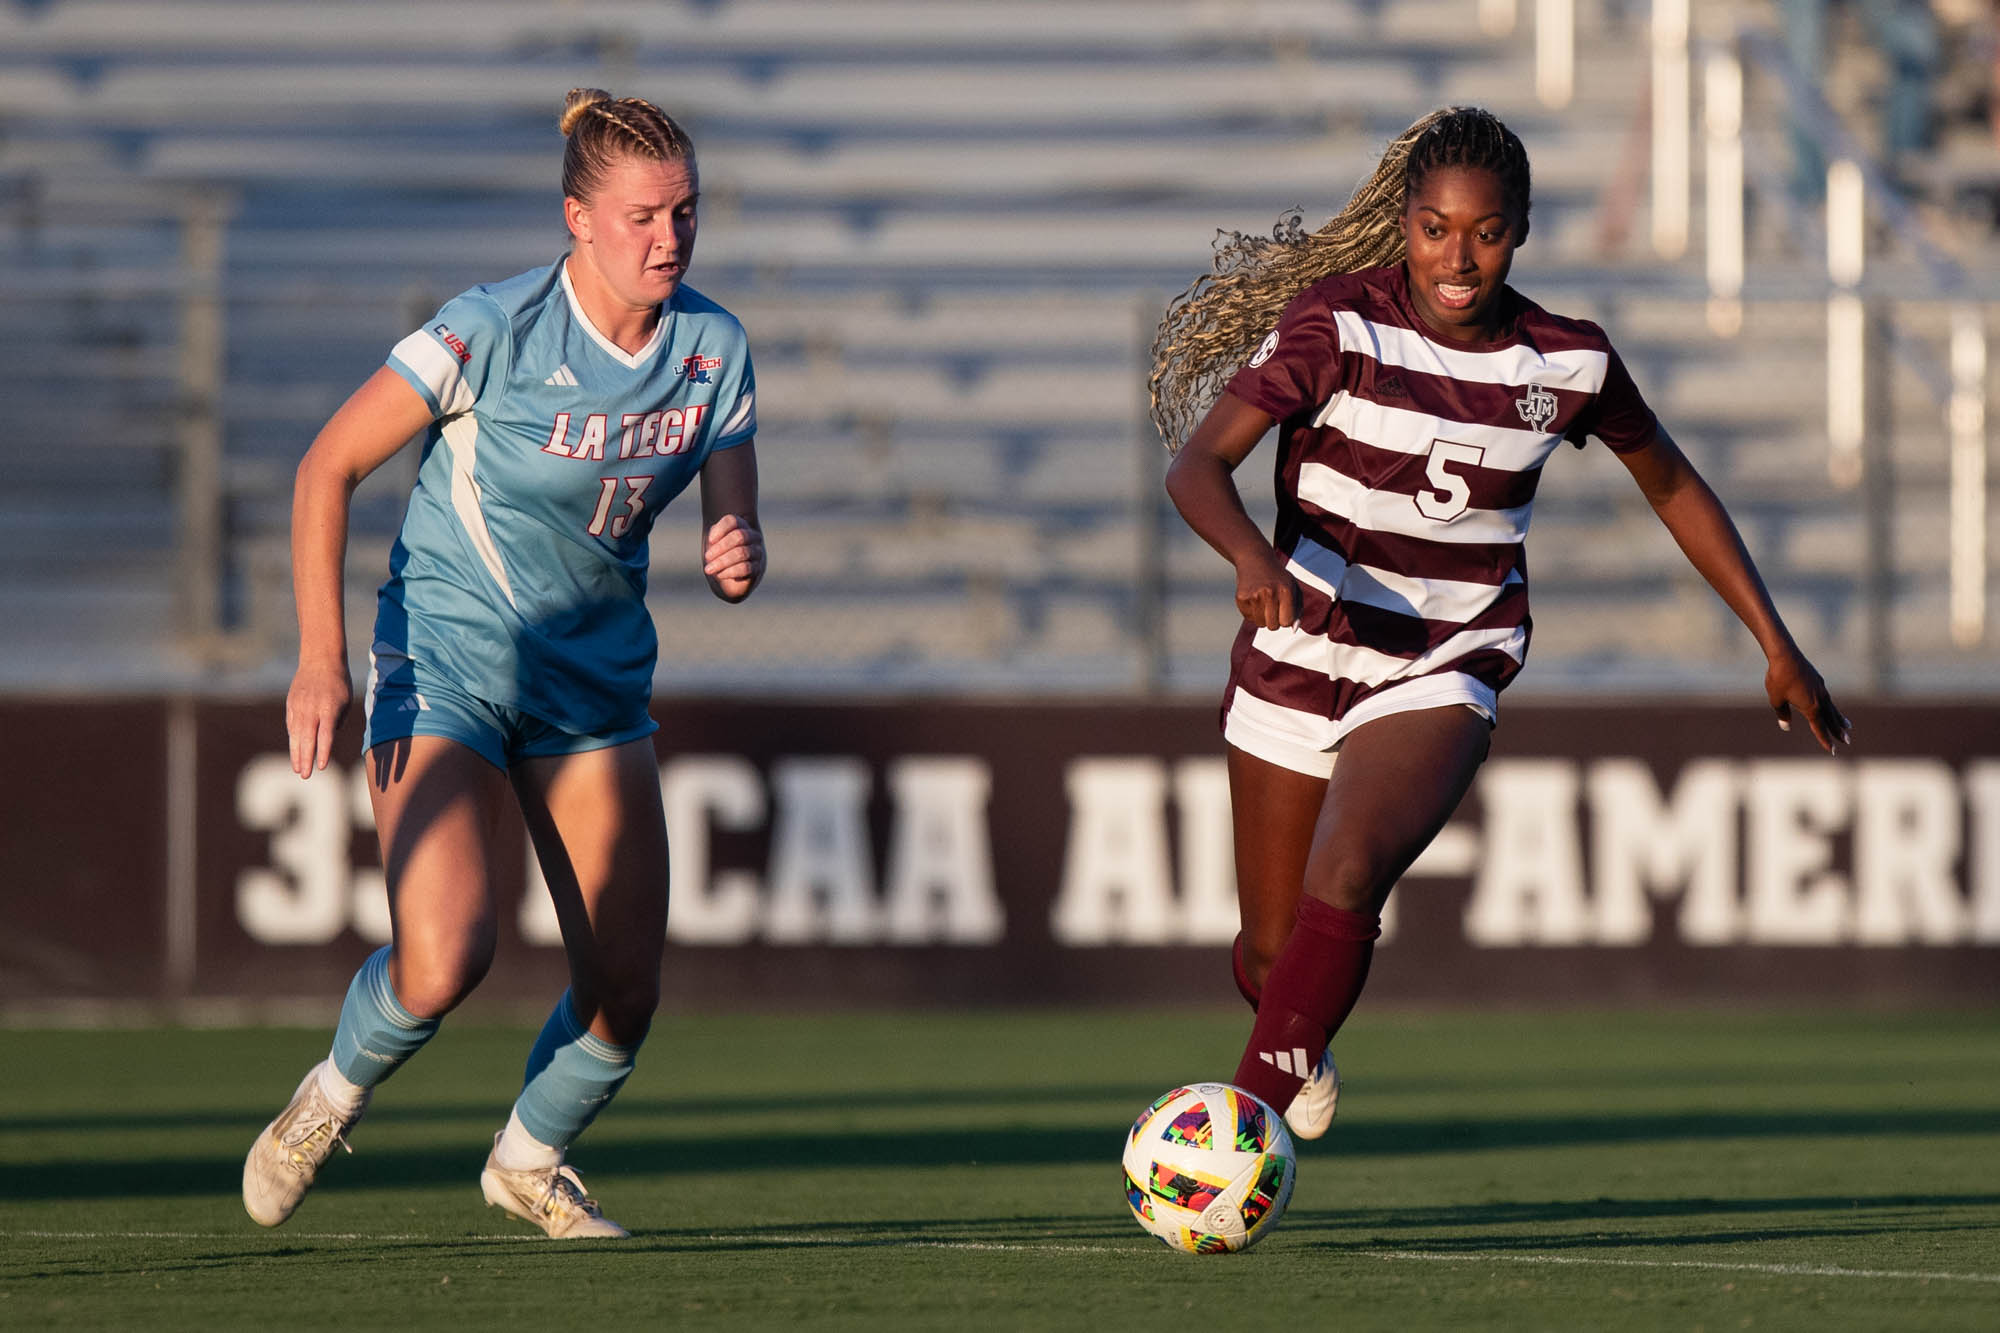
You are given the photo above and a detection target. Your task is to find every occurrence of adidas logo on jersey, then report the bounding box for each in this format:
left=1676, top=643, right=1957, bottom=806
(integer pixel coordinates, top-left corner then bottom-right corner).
left=544, top=364, right=579, bottom=387
left=1256, top=1047, right=1314, bottom=1076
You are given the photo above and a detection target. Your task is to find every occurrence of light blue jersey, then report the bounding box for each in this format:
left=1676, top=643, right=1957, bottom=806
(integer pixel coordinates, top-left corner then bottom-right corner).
left=378, top=256, right=755, bottom=734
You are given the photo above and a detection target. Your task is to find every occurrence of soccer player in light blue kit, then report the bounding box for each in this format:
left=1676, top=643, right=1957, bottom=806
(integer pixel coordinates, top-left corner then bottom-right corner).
left=243, top=88, right=761, bottom=1238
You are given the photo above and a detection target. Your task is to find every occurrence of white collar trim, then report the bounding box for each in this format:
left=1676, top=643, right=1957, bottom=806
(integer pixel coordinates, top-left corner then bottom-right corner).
left=559, top=258, right=668, bottom=370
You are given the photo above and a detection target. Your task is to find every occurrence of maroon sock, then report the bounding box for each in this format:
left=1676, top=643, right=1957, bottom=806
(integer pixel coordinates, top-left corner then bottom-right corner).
left=1231, top=933, right=1261, bottom=1011
left=1231, top=897, right=1380, bottom=1110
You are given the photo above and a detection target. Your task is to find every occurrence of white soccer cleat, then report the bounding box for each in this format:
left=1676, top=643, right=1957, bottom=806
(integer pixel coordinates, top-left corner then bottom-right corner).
left=1282, top=1047, right=1340, bottom=1140
left=242, top=1062, right=369, bottom=1227
left=480, top=1135, right=630, bottom=1239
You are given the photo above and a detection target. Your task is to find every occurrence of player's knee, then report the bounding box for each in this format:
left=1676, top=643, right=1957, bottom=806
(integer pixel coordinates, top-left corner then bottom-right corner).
left=1303, top=859, right=1388, bottom=916
left=390, top=942, right=495, bottom=1019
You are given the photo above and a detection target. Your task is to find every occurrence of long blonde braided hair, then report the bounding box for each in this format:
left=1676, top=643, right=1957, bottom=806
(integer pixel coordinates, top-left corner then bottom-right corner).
left=1147, top=107, right=1530, bottom=449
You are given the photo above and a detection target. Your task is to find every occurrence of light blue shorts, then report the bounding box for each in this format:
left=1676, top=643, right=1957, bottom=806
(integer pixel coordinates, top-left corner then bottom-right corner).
left=361, top=644, right=657, bottom=771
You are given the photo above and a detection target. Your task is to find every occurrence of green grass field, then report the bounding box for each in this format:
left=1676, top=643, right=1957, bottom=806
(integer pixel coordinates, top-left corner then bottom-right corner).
left=3, top=1009, right=1998, bottom=1331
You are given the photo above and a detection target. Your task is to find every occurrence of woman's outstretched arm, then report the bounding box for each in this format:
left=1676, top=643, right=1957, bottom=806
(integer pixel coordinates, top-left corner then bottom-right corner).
left=1615, top=426, right=1852, bottom=753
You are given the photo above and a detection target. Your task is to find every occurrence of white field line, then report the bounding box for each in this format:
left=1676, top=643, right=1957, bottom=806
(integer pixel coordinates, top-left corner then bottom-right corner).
left=1363, top=1249, right=2000, bottom=1286
left=7, top=1231, right=1999, bottom=1285
left=6, top=1231, right=541, bottom=1244
left=1, top=1229, right=1103, bottom=1253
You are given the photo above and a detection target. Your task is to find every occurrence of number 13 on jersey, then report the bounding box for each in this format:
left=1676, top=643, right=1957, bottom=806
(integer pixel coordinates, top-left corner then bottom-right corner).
left=588, top=474, right=655, bottom=538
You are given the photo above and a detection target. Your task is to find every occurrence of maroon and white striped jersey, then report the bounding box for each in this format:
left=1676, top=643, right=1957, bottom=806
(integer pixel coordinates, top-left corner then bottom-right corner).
left=1219, top=263, right=1658, bottom=757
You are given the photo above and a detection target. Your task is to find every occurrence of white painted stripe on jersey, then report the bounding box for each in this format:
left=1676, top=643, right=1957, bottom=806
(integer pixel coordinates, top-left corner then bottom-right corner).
left=1333, top=309, right=1609, bottom=391
left=439, top=414, right=518, bottom=610
left=560, top=259, right=668, bottom=369
left=1286, top=536, right=1351, bottom=597
left=1252, top=619, right=1526, bottom=688
left=1314, top=390, right=1564, bottom=472
left=390, top=330, right=475, bottom=418
left=715, top=385, right=756, bottom=442
left=1287, top=534, right=1518, bottom=624
left=1299, top=461, right=1531, bottom=546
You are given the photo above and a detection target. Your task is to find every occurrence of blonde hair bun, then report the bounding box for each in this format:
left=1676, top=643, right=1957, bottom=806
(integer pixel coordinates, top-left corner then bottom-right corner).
left=557, top=89, right=695, bottom=204
left=559, top=88, right=613, bottom=137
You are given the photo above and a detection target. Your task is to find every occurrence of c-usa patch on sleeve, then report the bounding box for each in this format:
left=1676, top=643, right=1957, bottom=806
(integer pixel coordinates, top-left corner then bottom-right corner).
left=1248, top=329, right=1279, bottom=367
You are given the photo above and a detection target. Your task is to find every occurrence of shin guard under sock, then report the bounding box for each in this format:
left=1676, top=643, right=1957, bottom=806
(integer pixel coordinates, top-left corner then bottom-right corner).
left=1231, top=897, right=1380, bottom=1109
left=328, top=947, right=440, bottom=1090
left=511, top=991, right=639, bottom=1154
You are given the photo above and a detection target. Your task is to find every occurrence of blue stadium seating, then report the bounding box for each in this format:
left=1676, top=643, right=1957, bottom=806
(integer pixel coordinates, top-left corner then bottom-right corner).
left=0, top=0, right=1989, bottom=695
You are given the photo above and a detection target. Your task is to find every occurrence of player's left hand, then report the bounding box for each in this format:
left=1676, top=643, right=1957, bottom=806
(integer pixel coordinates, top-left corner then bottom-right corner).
left=703, top=513, right=764, bottom=601
left=1765, top=647, right=1852, bottom=755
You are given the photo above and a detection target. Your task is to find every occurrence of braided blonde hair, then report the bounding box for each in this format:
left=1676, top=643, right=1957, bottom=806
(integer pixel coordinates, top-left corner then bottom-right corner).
left=559, top=87, right=695, bottom=204
left=1148, top=107, right=1529, bottom=450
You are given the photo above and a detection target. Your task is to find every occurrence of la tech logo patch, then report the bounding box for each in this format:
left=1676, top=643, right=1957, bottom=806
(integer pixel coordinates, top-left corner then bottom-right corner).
left=678, top=353, right=722, bottom=384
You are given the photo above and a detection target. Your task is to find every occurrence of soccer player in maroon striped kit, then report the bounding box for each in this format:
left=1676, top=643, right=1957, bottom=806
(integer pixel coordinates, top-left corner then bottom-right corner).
left=1150, top=107, right=1850, bottom=1139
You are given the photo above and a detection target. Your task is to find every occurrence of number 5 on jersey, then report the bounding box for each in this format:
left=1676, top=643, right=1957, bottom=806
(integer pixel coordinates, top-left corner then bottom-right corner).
left=1417, top=439, right=1485, bottom=521
left=588, top=474, right=654, bottom=538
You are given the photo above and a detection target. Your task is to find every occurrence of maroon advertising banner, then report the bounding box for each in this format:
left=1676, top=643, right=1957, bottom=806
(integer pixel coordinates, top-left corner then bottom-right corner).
left=0, top=699, right=172, bottom=1002
left=3, top=697, right=1998, bottom=1012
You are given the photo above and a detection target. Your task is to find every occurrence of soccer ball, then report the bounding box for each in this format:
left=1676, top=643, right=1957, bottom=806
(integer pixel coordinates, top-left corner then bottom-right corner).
left=1122, top=1082, right=1296, bottom=1253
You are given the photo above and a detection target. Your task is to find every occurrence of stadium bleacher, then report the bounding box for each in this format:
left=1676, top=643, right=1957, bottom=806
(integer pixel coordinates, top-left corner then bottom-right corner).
left=1, top=0, right=1992, bottom=695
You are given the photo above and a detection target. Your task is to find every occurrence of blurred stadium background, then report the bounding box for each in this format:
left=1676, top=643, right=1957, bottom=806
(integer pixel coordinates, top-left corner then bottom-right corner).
left=2, top=0, right=1997, bottom=1020
left=3, top=6, right=1999, bottom=1324
left=5, top=0, right=1997, bottom=696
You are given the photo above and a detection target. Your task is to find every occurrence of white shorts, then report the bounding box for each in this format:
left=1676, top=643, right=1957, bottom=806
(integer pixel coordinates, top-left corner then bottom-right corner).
left=1222, top=671, right=1498, bottom=779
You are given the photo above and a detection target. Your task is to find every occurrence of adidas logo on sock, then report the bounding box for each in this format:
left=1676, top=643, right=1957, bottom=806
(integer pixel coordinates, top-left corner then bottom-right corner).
left=544, top=364, right=578, bottom=387
left=1256, top=1047, right=1313, bottom=1076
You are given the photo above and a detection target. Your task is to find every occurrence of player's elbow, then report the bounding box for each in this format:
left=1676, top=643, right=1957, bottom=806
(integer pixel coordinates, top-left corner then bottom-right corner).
left=293, top=443, right=359, bottom=506
left=1162, top=448, right=1203, bottom=512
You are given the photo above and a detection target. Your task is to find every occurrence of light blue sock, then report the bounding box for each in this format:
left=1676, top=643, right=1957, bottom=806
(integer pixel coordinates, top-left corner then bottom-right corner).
left=512, top=991, right=639, bottom=1151
left=328, top=947, right=440, bottom=1088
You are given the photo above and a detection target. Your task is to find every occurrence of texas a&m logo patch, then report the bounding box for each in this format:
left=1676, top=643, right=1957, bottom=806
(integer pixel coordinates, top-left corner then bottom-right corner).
left=1515, top=382, right=1557, bottom=432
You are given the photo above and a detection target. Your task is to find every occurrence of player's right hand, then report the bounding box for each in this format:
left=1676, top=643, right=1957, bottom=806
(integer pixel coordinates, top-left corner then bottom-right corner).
left=1234, top=545, right=1302, bottom=631
left=286, top=658, right=352, bottom=778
